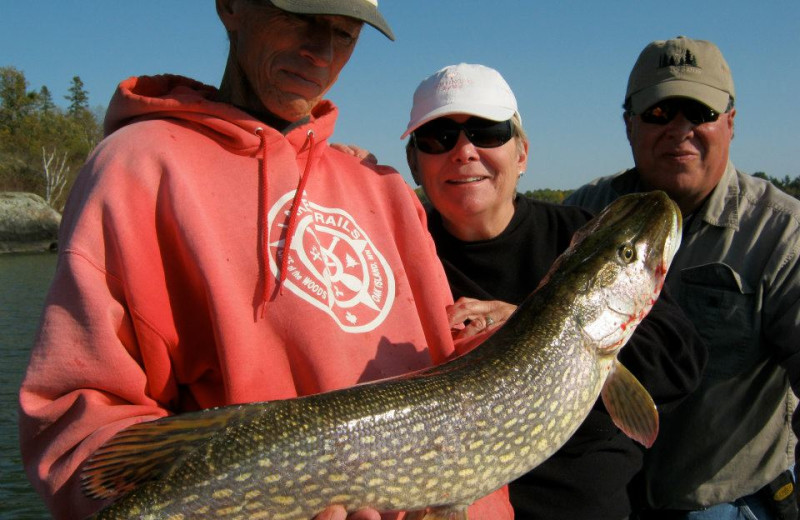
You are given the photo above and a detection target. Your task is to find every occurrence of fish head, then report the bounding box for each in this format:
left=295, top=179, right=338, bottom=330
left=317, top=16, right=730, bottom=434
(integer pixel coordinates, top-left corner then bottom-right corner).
left=548, top=191, right=682, bottom=356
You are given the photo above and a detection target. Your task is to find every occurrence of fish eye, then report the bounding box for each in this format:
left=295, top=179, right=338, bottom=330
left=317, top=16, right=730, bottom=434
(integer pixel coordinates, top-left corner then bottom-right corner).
left=618, top=244, right=636, bottom=264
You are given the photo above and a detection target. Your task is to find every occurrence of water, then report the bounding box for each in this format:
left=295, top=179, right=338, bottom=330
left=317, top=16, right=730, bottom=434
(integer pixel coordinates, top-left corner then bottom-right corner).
left=1, top=253, right=57, bottom=519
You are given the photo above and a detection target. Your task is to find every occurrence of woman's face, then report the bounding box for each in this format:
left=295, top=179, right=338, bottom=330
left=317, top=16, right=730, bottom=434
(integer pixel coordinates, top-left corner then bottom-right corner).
left=412, top=114, right=528, bottom=241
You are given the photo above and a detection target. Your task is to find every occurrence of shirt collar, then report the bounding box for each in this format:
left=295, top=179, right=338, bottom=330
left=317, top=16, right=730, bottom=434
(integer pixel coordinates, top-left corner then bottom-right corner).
left=694, top=160, right=740, bottom=232
left=611, top=161, right=740, bottom=234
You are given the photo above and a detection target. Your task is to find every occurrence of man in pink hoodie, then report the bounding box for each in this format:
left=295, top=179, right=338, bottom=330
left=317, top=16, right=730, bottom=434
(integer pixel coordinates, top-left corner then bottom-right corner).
left=18, top=1, right=512, bottom=519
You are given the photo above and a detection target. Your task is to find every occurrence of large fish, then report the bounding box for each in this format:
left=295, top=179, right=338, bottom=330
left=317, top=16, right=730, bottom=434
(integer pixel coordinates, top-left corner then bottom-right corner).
left=81, top=191, right=681, bottom=520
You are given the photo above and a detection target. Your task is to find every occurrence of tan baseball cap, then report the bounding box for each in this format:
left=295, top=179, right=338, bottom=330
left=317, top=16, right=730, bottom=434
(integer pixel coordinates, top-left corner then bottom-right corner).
left=270, top=0, right=394, bottom=41
left=401, top=63, right=518, bottom=139
left=626, top=36, right=734, bottom=114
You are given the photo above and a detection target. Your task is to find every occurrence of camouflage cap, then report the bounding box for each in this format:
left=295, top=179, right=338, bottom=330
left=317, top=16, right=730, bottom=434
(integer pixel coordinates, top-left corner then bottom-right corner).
left=626, top=36, right=734, bottom=113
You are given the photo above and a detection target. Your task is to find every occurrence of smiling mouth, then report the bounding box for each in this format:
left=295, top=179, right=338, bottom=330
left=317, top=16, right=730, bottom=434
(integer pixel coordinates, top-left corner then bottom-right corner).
left=448, top=177, right=485, bottom=184
left=665, top=149, right=697, bottom=158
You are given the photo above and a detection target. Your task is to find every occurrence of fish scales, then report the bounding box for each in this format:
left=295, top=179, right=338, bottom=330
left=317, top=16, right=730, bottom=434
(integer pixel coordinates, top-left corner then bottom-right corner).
left=83, top=191, right=681, bottom=519
left=95, top=346, right=600, bottom=518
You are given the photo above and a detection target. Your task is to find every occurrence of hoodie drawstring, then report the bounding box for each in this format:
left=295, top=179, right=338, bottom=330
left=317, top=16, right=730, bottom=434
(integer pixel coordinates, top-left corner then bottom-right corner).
left=280, top=130, right=315, bottom=295
left=257, top=128, right=316, bottom=318
left=255, top=128, right=270, bottom=319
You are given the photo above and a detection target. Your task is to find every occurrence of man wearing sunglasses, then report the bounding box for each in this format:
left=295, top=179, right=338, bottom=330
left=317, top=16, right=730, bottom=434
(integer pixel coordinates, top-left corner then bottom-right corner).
left=567, top=36, right=800, bottom=520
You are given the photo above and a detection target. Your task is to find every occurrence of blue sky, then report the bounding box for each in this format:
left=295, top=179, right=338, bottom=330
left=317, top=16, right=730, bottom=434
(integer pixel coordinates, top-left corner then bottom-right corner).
left=2, top=1, right=798, bottom=191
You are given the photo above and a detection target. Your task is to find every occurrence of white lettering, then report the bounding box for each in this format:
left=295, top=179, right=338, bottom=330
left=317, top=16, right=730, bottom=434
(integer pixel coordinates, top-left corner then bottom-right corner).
left=370, top=262, right=384, bottom=303
left=302, top=277, right=328, bottom=299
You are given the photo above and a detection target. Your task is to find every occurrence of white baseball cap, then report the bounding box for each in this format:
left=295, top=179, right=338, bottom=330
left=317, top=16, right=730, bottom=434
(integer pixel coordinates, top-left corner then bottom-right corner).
left=401, top=63, right=518, bottom=139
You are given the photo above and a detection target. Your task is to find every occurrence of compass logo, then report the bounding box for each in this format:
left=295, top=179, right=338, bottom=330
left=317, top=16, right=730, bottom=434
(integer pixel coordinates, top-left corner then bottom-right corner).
left=268, top=191, right=395, bottom=333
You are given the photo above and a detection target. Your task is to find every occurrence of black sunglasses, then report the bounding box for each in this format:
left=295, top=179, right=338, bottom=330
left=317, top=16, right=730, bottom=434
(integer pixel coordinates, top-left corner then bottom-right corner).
left=638, top=98, right=723, bottom=126
left=411, top=117, right=513, bottom=155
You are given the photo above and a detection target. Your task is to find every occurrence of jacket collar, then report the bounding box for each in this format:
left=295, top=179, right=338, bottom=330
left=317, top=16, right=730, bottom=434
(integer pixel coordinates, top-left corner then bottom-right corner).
left=695, top=160, right=740, bottom=232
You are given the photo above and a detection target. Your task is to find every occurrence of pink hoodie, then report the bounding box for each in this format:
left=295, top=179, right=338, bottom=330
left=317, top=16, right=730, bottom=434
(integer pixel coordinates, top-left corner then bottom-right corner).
left=18, top=75, right=512, bottom=519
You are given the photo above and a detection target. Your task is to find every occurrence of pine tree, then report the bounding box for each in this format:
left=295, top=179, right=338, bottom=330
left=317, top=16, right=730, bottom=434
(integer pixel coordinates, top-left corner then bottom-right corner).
left=66, top=76, right=89, bottom=117
left=38, top=86, right=55, bottom=115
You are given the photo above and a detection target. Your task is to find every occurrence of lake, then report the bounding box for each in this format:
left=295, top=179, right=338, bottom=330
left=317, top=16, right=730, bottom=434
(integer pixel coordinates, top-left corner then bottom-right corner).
left=1, top=253, right=57, bottom=519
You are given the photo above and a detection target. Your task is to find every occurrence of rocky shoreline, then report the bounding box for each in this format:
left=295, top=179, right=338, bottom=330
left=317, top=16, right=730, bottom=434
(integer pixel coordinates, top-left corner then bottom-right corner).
left=0, top=192, right=61, bottom=254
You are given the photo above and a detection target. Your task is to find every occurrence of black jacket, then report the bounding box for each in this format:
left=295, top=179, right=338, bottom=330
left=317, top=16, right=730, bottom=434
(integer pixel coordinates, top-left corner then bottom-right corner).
left=426, top=195, right=707, bottom=520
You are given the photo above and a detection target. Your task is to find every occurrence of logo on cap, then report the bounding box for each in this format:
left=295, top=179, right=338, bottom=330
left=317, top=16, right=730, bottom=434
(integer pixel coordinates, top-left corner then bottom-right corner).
left=658, top=50, right=699, bottom=69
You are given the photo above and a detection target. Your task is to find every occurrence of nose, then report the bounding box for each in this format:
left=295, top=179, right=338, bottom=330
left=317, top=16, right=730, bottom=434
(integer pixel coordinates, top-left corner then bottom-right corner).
left=663, top=111, right=695, bottom=137
left=300, top=25, right=334, bottom=66
left=449, top=131, right=479, bottom=163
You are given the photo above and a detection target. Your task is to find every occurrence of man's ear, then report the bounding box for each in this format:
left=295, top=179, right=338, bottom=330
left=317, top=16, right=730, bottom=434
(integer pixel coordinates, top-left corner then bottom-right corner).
left=727, top=107, right=736, bottom=140
left=624, top=112, right=634, bottom=144
left=216, top=0, right=239, bottom=31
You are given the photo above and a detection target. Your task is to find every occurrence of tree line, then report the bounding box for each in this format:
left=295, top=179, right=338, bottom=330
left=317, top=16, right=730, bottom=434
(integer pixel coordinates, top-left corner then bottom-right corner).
left=0, top=66, right=102, bottom=211
left=2, top=66, right=798, bottom=213
left=527, top=176, right=800, bottom=202
left=419, top=176, right=800, bottom=206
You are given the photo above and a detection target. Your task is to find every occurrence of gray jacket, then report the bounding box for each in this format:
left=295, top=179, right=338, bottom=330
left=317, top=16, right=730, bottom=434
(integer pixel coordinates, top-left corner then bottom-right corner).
left=566, top=161, right=800, bottom=509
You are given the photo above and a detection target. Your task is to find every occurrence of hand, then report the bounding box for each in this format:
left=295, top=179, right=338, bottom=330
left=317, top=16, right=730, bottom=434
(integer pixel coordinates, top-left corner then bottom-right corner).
left=313, top=505, right=381, bottom=520
left=330, top=143, right=378, bottom=165
left=447, top=297, right=517, bottom=339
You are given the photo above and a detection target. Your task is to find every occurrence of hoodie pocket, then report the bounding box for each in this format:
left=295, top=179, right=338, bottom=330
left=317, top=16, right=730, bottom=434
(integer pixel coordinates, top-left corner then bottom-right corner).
left=679, top=263, right=759, bottom=380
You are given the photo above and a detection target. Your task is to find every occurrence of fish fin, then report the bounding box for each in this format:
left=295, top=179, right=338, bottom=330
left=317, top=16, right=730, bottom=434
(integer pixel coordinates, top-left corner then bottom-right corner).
left=405, top=506, right=468, bottom=520
left=81, top=405, right=252, bottom=499
left=601, top=359, right=659, bottom=448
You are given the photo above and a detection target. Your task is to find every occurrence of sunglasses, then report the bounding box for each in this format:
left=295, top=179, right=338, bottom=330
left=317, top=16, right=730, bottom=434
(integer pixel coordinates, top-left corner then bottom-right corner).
left=638, top=98, right=723, bottom=126
left=411, top=117, right=513, bottom=154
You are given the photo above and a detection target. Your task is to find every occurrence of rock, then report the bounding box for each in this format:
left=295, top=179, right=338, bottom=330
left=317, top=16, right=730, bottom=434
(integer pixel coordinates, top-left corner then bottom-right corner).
left=0, top=192, right=61, bottom=254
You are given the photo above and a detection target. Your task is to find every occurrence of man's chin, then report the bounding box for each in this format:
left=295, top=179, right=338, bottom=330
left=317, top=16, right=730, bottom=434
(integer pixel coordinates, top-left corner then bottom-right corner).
left=265, top=97, right=319, bottom=122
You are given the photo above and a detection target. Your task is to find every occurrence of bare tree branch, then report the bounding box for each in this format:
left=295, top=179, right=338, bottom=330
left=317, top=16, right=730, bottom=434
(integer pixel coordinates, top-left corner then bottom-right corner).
left=41, top=146, right=69, bottom=210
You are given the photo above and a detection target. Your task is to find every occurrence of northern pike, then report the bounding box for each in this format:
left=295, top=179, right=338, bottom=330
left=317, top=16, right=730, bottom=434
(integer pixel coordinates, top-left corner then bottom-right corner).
left=81, top=191, right=681, bottom=520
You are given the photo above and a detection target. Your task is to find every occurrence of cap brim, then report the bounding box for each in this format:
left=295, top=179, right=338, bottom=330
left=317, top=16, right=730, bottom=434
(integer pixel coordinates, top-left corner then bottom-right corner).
left=400, top=104, right=516, bottom=139
left=630, top=80, right=731, bottom=113
left=269, top=0, right=395, bottom=40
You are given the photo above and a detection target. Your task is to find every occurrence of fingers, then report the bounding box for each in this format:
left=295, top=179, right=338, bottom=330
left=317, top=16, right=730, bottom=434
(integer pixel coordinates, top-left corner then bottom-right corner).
left=313, top=506, right=347, bottom=520
left=348, top=509, right=382, bottom=520
left=446, top=297, right=483, bottom=327
left=447, top=297, right=517, bottom=331
left=454, top=318, right=489, bottom=339
left=330, top=143, right=377, bottom=164
left=362, top=153, right=378, bottom=165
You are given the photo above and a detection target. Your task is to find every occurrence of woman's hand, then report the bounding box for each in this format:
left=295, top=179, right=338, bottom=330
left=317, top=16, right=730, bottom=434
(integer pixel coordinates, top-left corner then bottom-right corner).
left=447, top=297, right=517, bottom=339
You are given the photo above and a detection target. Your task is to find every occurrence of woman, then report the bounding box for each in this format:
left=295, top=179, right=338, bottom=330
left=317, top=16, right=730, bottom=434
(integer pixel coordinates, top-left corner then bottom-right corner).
left=403, top=64, right=707, bottom=520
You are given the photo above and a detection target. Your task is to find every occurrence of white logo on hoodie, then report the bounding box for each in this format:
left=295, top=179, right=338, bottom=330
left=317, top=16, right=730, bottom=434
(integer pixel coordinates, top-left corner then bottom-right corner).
left=268, top=190, right=395, bottom=332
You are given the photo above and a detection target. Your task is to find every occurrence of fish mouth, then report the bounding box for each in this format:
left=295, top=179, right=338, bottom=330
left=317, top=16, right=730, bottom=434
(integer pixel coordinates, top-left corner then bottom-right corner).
left=566, top=191, right=683, bottom=350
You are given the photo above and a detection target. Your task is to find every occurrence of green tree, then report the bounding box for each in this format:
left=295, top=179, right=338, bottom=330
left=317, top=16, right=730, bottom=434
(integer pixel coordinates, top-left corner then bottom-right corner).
left=524, top=189, right=575, bottom=203
left=0, top=66, right=37, bottom=131
left=1, top=68, right=103, bottom=210
left=752, top=172, right=800, bottom=200
left=66, top=76, right=90, bottom=117
left=38, top=85, right=55, bottom=114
